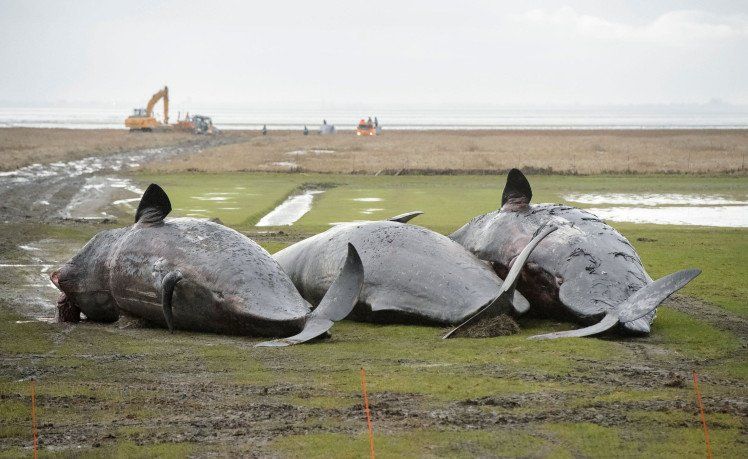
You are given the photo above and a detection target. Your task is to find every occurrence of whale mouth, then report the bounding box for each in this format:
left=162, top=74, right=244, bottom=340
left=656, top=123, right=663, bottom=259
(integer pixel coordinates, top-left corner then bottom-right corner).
left=56, top=291, right=81, bottom=323
left=51, top=270, right=81, bottom=323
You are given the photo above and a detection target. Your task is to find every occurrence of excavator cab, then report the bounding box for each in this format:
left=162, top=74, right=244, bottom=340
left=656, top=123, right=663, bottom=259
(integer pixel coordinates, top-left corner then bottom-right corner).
left=125, top=86, right=169, bottom=131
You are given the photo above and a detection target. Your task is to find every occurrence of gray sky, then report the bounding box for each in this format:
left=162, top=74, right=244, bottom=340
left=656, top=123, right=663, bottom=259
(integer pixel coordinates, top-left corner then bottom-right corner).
left=1, top=0, right=747, bottom=107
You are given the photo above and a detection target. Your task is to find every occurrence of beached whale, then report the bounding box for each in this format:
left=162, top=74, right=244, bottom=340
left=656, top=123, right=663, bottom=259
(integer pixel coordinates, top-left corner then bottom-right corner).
left=449, top=169, right=700, bottom=339
left=273, top=212, right=556, bottom=335
left=50, top=184, right=363, bottom=347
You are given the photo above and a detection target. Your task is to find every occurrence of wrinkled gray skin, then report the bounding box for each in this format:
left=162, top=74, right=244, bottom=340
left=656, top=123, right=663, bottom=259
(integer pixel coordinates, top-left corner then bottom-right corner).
left=452, top=204, right=655, bottom=333
left=450, top=169, right=699, bottom=337
left=275, top=220, right=518, bottom=324
left=52, top=218, right=311, bottom=337
left=49, top=183, right=363, bottom=345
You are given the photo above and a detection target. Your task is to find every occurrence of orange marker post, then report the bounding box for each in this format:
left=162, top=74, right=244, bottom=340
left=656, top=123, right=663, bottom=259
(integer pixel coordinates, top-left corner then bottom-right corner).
left=692, top=371, right=712, bottom=459
left=31, top=378, right=38, bottom=459
left=360, top=367, right=375, bottom=459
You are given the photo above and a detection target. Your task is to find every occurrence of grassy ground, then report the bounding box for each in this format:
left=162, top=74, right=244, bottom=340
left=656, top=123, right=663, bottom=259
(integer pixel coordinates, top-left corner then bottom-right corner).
left=1, top=172, right=746, bottom=457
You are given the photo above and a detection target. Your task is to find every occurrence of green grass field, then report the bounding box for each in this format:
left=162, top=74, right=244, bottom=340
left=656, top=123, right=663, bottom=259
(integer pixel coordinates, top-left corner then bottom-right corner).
left=1, top=172, right=746, bottom=457
left=140, top=172, right=748, bottom=316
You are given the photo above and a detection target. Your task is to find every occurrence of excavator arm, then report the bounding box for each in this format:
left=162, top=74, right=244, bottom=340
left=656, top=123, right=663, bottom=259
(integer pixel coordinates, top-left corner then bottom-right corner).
left=145, top=86, right=169, bottom=124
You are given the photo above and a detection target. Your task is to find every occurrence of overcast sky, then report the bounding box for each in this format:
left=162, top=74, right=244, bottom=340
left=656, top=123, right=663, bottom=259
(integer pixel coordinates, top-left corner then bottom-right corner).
left=1, top=0, right=747, bottom=107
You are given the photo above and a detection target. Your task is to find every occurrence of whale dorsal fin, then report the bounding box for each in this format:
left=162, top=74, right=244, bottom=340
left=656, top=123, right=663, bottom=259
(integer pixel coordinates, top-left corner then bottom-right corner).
left=501, top=169, right=532, bottom=209
left=136, top=184, right=172, bottom=224
left=389, top=211, right=423, bottom=223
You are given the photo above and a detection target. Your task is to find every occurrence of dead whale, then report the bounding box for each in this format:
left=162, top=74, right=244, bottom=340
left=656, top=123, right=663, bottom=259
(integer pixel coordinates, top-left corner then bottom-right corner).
left=50, top=184, right=363, bottom=347
left=273, top=212, right=555, bottom=333
left=449, top=169, right=700, bottom=339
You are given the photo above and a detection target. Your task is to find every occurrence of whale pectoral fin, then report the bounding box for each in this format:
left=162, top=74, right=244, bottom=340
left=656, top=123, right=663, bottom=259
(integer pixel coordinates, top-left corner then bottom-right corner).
left=136, top=184, right=172, bottom=224
left=255, top=317, right=334, bottom=347
left=443, top=224, right=557, bottom=339
left=528, top=312, right=618, bottom=340
left=512, top=290, right=531, bottom=314
left=503, top=224, right=557, bottom=298
left=161, top=270, right=183, bottom=333
left=388, top=211, right=423, bottom=223
left=256, top=243, right=364, bottom=347
left=618, top=268, right=701, bottom=323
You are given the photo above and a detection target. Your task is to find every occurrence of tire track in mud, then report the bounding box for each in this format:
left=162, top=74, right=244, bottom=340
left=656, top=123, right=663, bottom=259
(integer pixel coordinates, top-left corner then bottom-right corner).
left=0, top=137, right=233, bottom=224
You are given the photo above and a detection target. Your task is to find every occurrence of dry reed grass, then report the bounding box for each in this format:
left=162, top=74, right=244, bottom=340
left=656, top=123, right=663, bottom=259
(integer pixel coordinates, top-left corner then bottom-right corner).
left=148, top=129, right=748, bottom=175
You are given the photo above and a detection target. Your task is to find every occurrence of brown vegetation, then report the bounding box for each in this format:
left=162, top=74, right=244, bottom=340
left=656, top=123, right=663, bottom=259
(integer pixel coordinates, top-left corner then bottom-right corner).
left=0, top=128, right=204, bottom=171
left=148, top=129, right=748, bottom=175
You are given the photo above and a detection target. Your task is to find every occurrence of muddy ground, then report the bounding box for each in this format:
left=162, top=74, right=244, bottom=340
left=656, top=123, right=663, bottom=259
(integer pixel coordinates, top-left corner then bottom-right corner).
left=0, top=143, right=746, bottom=457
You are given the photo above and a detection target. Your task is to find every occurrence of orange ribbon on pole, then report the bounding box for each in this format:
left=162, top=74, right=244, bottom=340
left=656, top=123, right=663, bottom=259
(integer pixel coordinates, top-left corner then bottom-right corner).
left=692, top=371, right=712, bottom=459
left=361, top=367, right=375, bottom=459
left=31, top=378, right=38, bottom=459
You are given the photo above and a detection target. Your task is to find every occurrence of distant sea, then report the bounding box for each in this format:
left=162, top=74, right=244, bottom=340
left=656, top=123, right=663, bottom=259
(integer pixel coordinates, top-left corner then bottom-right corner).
left=1, top=106, right=747, bottom=130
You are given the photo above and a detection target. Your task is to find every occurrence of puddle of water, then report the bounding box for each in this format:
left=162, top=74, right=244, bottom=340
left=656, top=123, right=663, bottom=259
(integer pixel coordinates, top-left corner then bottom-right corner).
left=587, top=205, right=748, bottom=227
left=353, top=197, right=383, bottom=202
left=564, top=193, right=747, bottom=206
left=285, top=149, right=336, bottom=156
left=329, top=220, right=373, bottom=226
left=192, top=196, right=233, bottom=201
left=256, top=190, right=325, bottom=226
left=61, top=176, right=144, bottom=220
left=18, top=245, right=40, bottom=251
left=360, top=208, right=384, bottom=215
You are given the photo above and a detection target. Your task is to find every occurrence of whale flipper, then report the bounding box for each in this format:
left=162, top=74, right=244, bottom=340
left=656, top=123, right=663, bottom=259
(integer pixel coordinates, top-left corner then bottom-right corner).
left=443, top=224, right=557, bottom=339
left=528, top=312, right=618, bottom=340
left=257, top=244, right=364, bottom=347
left=389, top=211, right=423, bottom=223
left=161, top=270, right=183, bottom=333
left=529, top=268, right=701, bottom=340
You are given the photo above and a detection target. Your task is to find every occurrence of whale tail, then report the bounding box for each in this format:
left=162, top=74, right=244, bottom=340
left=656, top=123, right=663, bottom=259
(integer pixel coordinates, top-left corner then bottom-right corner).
left=256, top=243, right=364, bottom=347
left=443, top=224, right=558, bottom=339
left=528, top=268, right=701, bottom=340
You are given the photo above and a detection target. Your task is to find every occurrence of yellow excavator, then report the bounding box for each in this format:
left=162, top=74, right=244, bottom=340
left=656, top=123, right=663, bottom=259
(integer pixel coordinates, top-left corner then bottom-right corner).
left=125, top=86, right=169, bottom=131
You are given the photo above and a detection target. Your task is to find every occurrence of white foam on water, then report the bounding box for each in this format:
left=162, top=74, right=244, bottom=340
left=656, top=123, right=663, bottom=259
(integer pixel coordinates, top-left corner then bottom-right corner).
left=564, top=193, right=747, bottom=206
left=353, top=197, right=383, bottom=202
left=587, top=205, right=748, bottom=228
left=256, top=190, right=324, bottom=226
left=219, top=207, right=239, bottom=210
left=18, top=245, right=40, bottom=251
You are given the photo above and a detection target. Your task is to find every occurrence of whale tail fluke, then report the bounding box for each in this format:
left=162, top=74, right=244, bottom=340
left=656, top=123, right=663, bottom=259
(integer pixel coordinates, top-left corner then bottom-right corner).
left=443, top=224, right=557, bottom=339
left=256, top=243, right=364, bottom=347
left=528, top=268, right=701, bottom=340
